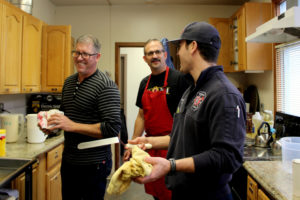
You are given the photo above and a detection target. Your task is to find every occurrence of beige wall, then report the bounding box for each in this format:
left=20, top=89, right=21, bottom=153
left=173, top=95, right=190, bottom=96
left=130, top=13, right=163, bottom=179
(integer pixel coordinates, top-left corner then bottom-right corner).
left=54, top=4, right=240, bottom=76
left=54, top=5, right=111, bottom=72
left=32, top=0, right=56, bottom=24
left=53, top=2, right=274, bottom=113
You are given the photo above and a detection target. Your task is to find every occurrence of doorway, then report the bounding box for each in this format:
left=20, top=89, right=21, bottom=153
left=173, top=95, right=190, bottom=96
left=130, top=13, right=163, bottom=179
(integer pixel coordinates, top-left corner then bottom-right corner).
left=115, top=42, right=151, bottom=140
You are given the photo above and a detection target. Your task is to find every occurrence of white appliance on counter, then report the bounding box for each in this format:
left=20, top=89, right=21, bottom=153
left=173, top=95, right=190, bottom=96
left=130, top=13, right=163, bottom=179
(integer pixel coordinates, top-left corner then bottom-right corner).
left=0, top=114, right=24, bottom=143
left=246, top=0, right=300, bottom=43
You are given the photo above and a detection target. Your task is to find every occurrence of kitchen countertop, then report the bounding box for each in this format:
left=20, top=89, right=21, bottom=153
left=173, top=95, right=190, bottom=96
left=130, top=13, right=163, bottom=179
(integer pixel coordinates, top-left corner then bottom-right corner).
left=243, top=145, right=281, bottom=161
left=5, top=133, right=64, bottom=159
left=244, top=161, right=292, bottom=200
left=243, top=137, right=282, bottom=161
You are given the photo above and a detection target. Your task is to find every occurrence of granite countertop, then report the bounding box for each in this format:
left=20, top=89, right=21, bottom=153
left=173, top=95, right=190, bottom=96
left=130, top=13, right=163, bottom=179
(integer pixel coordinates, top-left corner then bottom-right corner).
left=244, top=161, right=292, bottom=200
left=4, top=132, right=64, bottom=159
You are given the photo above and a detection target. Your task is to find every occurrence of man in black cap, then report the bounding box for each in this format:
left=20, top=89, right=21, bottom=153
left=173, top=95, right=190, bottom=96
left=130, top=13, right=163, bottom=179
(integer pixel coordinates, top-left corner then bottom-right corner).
left=128, top=22, right=246, bottom=200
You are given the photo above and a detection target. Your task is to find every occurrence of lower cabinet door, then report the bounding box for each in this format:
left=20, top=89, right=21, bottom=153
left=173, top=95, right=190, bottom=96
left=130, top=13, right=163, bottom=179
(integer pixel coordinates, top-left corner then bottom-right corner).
left=247, top=175, right=258, bottom=200
left=46, top=164, right=62, bottom=200
left=258, top=189, right=270, bottom=200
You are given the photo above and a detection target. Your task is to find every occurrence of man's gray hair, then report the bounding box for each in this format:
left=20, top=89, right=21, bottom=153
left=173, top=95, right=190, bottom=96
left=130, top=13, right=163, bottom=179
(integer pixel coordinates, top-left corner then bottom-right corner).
left=76, top=34, right=101, bottom=53
left=144, top=39, right=164, bottom=55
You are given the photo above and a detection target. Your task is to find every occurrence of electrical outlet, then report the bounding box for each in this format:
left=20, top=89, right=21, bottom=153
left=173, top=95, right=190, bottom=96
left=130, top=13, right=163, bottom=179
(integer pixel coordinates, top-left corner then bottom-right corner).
left=0, top=103, right=4, bottom=113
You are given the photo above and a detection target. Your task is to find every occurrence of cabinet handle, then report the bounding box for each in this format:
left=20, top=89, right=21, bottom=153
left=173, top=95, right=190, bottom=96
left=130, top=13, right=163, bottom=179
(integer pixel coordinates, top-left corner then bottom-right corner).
left=230, top=25, right=237, bottom=29
left=30, top=88, right=32, bottom=92
left=55, top=151, right=58, bottom=159
left=249, top=187, right=253, bottom=194
left=51, top=88, right=57, bottom=91
left=230, top=61, right=238, bottom=66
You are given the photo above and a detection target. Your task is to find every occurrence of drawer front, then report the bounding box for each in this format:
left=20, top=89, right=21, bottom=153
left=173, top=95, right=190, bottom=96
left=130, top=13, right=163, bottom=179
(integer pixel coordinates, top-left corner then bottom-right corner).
left=247, top=175, right=258, bottom=200
left=47, top=144, right=63, bottom=170
left=258, top=189, right=270, bottom=200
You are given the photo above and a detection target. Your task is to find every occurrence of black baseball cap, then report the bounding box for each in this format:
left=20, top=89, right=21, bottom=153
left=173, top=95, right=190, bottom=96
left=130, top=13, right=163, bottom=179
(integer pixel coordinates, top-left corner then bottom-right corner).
left=169, top=22, right=221, bottom=49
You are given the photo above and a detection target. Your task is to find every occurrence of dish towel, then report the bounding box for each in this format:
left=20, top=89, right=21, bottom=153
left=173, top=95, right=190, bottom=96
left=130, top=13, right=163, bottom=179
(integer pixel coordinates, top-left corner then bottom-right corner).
left=106, top=145, right=153, bottom=195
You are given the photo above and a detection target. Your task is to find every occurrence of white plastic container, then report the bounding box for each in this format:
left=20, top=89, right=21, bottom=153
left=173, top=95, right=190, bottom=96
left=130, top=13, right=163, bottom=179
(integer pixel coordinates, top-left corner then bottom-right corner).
left=252, top=112, right=263, bottom=137
left=281, top=137, right=300, bottom=173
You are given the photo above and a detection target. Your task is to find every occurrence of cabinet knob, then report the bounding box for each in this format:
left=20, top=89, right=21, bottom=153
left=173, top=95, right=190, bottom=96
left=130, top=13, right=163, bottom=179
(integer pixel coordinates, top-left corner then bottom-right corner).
left=5, top=88, right=9, bottom=92
left=230, top=61, right=238, bottom=65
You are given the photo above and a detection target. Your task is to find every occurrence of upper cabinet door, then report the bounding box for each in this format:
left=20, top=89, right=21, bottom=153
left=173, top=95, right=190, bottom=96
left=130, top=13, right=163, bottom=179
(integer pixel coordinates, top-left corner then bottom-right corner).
left=209, top=18, right=233, bottom=73
left=0, top=4, right=23, bottom=93
left=42, top=25, right=71, bottom=93
left=236, top=7, right=246, bottom=71
left=22, top=14, right=42, bottom=93
left=245, top=2, right=273, bottom=71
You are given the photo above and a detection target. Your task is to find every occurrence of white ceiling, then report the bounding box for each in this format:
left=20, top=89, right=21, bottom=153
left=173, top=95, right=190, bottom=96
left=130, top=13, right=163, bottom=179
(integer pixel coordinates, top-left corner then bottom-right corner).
left=50, top=0, right=247, bottom=6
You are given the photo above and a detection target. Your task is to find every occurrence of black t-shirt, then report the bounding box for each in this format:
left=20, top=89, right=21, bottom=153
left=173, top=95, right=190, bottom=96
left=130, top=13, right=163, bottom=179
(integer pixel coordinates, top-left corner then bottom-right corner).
left=136, top=68, right=190, bottom=116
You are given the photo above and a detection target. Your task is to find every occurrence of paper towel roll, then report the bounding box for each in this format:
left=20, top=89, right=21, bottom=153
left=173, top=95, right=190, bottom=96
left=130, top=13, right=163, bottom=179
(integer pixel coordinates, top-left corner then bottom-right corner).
left=293, top=159, right=300, bottom=199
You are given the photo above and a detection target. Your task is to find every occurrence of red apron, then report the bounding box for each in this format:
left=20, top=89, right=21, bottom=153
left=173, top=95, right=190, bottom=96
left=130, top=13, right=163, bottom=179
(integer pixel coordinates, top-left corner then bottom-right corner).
left=141, top=67, right=173, bottom=200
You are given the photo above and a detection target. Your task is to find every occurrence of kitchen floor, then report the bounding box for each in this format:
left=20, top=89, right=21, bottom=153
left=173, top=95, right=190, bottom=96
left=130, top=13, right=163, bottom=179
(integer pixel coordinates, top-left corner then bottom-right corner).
left=104, top=181, right=153, bottom=200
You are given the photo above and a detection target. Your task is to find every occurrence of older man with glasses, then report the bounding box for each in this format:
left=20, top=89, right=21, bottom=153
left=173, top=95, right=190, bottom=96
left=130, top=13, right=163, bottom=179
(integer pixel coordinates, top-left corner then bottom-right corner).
left=124, top=39, right=189, bottom=200
left=45, top=34, right=121, bottom=200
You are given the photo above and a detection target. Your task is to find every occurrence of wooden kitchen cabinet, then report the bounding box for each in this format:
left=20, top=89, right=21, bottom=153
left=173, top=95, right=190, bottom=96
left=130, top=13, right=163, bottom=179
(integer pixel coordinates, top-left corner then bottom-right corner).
left=46, top=164, right=62, bottom=200
left=209, top=18, right=233, bottom=72
left=231, top=7, right=246, bottom=71
left=12, top=144, right=63, bottom=200
left=21, top=14, right=42, bottom=93
left=258, top=189, right=270, bottom=200
left=247, top=175, right=273, bottom=200
left=45, top=144, right=63, bottom=200
left=42, top=25, right=73, bottom=93
left=231, top=2, right=273, bottom=72
left=0, top=2, right=23, bottom=93
left=247, top=175, right=258, bottom=200
left=210, top=2, right=273, bottom=73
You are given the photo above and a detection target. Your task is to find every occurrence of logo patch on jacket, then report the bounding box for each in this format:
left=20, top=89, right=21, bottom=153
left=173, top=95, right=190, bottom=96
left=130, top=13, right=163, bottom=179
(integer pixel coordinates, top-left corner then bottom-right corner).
left=192, top=91, right=206, bottom=111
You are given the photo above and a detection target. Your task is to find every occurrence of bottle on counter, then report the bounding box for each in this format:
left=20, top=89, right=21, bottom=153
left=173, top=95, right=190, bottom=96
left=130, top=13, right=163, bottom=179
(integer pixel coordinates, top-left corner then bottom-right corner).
left=252, top=112, right=263, bottom=138
left=0, top=129, right=6, bottom=157
left=246, top=113, right=254, bottom=139
left=262, top=110, right=274, bottom=128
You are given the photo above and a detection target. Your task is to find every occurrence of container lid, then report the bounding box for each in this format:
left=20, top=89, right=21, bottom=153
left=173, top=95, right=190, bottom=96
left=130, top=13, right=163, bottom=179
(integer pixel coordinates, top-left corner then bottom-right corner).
left=0, top=129, right=6, bottom=134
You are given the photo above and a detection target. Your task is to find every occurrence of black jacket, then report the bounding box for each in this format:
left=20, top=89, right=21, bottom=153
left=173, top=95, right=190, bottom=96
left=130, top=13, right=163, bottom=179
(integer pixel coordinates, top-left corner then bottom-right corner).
left=166, top=66, right=246, bottom=200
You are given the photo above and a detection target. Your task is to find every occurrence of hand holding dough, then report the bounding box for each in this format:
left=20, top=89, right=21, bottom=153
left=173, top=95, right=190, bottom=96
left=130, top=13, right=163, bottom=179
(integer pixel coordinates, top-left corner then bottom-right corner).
left=106, top=145, right=153, bottom=195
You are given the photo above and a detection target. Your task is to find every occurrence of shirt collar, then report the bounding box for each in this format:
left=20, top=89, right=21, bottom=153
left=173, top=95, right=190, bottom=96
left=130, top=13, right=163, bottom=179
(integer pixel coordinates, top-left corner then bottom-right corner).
left=195, top=65, right=223, bottom=88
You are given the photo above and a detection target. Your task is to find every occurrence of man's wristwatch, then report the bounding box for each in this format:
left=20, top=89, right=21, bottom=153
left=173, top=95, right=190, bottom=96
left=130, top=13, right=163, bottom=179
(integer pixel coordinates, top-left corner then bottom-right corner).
left=168, top=158, right=176, bottom=175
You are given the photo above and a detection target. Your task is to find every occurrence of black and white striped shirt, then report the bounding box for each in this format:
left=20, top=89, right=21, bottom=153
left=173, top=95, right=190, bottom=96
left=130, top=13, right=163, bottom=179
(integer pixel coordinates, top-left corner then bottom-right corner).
left=60, top=69, right=121, bottom=165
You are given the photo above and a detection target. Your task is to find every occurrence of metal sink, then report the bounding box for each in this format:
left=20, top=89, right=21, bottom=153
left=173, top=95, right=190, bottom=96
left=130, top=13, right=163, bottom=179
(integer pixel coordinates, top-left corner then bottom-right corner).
left=0, top=158, right=36, bottom=187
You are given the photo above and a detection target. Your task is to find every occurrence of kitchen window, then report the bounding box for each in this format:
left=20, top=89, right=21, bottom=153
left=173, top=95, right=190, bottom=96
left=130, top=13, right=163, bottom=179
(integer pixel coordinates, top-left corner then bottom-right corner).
left=276, top=41, right=300, bottom=116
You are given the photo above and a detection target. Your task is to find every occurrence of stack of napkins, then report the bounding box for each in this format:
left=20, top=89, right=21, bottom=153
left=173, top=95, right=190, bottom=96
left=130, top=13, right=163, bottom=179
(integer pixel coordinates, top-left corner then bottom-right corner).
left=107, top=145, right=152, bottom=195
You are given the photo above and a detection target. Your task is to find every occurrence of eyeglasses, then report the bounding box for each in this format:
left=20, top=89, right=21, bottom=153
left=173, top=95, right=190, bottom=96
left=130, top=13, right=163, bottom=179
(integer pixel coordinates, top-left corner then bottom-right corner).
left=72, top=51, right=98, bottom=59
left=145, top=49, right=165, bottom=57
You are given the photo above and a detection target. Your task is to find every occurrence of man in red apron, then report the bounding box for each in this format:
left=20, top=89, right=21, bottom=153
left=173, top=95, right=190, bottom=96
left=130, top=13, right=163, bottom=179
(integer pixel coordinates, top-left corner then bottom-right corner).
left=124, top=39, right=189, bottom=200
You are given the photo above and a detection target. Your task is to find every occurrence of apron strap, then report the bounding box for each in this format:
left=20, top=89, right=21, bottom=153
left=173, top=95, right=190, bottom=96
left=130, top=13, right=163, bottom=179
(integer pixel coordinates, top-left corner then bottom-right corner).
left=163, top=67, right=170, bottom=88
left=144, top=66, right=170, bottom=92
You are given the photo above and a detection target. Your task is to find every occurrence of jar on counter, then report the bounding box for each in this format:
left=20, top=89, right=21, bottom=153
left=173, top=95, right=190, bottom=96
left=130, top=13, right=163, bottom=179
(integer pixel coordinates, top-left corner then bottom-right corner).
left=0, top=129, right=6, bottom=157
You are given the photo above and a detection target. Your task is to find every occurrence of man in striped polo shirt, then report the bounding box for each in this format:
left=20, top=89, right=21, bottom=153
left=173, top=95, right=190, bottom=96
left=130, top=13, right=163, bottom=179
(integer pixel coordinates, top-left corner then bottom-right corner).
left=46, top=34, right=121, bottom=200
